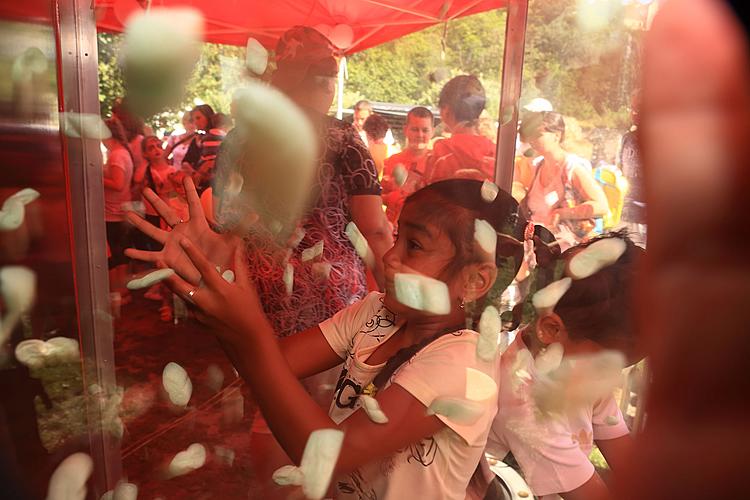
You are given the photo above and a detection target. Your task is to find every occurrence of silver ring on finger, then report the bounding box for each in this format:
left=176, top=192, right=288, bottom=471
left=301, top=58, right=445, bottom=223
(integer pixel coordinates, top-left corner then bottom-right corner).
left=171, top=218, right=185, bottom=229
left=187, top=288, right=198, bottom=300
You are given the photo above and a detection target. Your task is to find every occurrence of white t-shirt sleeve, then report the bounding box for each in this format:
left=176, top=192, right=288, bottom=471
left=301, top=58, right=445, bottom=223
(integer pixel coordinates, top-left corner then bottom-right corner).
left=503, top=415, right=595, bottom=497
left=592, top=395, right=630, bottom=441
left=392, top=333, right=498, bottom=447
left=319, top=292, right=382, bottom=359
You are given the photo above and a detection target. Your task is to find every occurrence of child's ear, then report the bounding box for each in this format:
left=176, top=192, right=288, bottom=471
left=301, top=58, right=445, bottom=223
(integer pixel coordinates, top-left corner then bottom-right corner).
left=462, top=263, right=498, bottom=302
left=536, top=313, right=566, bottom=345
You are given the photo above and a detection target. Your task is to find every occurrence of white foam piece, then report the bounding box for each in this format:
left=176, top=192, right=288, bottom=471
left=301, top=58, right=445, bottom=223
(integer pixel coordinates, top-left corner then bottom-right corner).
left=311, top=262, right=332, bottom=281
left=123, top=8, right=203, bottom=67
left=272, top=464, right=304, bottom=486
left=531, top=350, right=626, bottom=416
left=534, top=342, right=564, bottom=376
left=168, top=443, right=206, bottom=477
left=567, top=237, right=627, bottom=280
left=531, top=277, right=572, bottom=312
left=359, top=395, right=389, bottom=424
left=61, top=112, right=112, bottom=140
left=605, top=415, right=619, bottom=426
left=288, top=227, right=306, bottom=249
left=0, top=199, right=24, bottom=231
left=477, top=306, right=500, bottom=362
left=393, top=273, right=451, bottom=315
left=221, top=269, right=235, bottom=283
left=480, top=181, right=499, bottom=203
left=14, top=340, right=47, bottom=369
left=393, top=164, right=408, bottom=186
left=126, top=269, right=175, bottom=290
left=345, top=222, right=375, bottom=269
left=474, top=219, right=497, bottom=257
left=299, top=429, right=345, bottom=500
left=544, top=190, right=559, bottom=206
left=101, top=481, right=138, bottom=500
left=162, top=362, right=192, bottom=407
left=6, top=187, right=40, bottom=206
left=245, top=37, right=269, bottom=75
left=283, top=263, right=294, bottom=296
left=498, top=331, right=510, bottom=355
left=1, top=266, right=37, bottom=345
left=45, top=337, right=80, bottom=363
left=206, top=364, right=224, bottom=392
left=427, top=397, right=485, bottom=425
left=46, top=452, right=93, bottom=500
left=213, top=446, right=235, bottom=467
left=465, top=367, right=497, bottom=402
left=224, top=171, right=244, bottom=198
left=301, top=240, right=324, bottom=262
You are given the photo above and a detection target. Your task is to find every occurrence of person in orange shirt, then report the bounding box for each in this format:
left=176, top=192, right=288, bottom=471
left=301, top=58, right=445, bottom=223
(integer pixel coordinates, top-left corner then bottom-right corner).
left=381, top=106, right=435, bottom=225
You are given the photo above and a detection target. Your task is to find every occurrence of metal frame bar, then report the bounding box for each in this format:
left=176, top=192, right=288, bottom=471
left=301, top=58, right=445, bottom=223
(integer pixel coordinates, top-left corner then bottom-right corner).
left=56, top=0, right=120, bottom=494
left=494, top=0, right=529, bottom=191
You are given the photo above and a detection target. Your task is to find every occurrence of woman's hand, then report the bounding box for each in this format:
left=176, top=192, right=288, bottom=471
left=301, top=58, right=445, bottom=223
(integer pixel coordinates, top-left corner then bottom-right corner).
left=166, top=236, right=266, bottom=344
left=125, top=176, right=236, bottom=285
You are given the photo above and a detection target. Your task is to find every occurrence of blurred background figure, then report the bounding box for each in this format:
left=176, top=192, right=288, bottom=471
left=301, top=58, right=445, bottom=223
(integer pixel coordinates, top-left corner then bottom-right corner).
left=352, top=99, right=372, bottom=145
left=362, top=113, right=391, bottom=178
left=165, top=111, right=195, bottom=169
left=381, top=106, right=434, bottom=225
left=181, top=103, right=215, bottom=172
left=424, top=74, right=496, bottom=183
left=513, top=98, right=554, bottom=203
left=617, top=89, right=646, bottom=247
left=519, top=111, right=608, bottom=249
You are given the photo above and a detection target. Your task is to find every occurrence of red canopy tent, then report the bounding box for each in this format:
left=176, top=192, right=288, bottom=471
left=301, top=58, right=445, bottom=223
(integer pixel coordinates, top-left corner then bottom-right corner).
left=93, top=0, right=505, bottom=53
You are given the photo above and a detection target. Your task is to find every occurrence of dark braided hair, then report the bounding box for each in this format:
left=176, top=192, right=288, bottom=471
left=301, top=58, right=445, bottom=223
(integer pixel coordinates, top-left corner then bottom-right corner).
left=372, top=179, right=527, bottom=390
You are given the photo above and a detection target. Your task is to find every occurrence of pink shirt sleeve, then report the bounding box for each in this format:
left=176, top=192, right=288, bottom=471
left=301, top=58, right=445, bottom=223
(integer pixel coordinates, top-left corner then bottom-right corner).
left=592, top=395, right=630, bottom=441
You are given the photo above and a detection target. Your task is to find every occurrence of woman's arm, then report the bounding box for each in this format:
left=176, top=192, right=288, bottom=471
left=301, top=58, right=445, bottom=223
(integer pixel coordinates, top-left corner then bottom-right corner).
left=595, top=434, right=634, bottom=473
left=560, top=472, right=610, bottom=500
left=102, top=165, right=126, bottom=191
left=554, top=167, right=609, bottom=220
left=349, top=194, right=392, bottom=289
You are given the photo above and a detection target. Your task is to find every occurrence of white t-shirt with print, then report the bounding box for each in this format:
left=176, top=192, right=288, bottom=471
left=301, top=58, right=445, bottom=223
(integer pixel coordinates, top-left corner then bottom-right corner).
left=481, top=333, right=629, bottom=498
left=319, top=292, right=499, bottom=500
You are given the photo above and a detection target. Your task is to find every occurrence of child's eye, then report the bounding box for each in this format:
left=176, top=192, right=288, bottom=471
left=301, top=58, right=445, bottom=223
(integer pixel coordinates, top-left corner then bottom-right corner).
left=407, top=239, right=423, bottom=251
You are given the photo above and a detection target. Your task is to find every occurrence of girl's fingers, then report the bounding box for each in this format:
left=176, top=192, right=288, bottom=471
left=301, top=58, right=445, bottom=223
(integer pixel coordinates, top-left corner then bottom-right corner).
left=126, top=211, right=167, bottom=244
left=164, top=272, right=202, bottom=305
left=124, top=247, right=160, bottom=263
left=179, top=238, right=222, bottom=288
left=143, top=188, right=181, bottom=227
left=183, top=176, right=205, bottom=223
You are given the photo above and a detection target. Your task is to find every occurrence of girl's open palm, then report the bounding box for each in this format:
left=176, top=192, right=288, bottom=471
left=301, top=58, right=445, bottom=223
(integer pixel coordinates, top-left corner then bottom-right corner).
left=125, top=176, right=235, bottom=285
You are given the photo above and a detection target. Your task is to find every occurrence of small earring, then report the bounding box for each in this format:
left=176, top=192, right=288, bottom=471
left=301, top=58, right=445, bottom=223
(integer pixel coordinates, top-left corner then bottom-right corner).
left=459, top=297, right=466, bottom=309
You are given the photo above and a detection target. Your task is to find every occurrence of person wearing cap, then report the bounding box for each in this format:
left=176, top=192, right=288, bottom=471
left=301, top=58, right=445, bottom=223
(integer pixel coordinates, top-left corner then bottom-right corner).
left=212, top=26, right=392, bottom=497
left=513, top=99, right=555, bottom=202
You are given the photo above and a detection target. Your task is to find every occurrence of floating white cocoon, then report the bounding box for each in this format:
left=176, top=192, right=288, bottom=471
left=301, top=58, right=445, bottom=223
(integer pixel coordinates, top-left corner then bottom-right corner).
left=214, top=446, right=235, bottom=467
left=272, top=464, right=304, bottom=486
left=0, top=265, right=36, bottom=314
left=0, top=188, right=40, bottom=231
left=206, top=364, right=224, bottom=392
left=283, top=263, right=294, bottom=296
left=359, top=395, right=389, bottom=424
left=61, top=112, right=112, bottom=140
left=393, top=273, right=451, bottom=315
left=427, top=397, right=485, bottom=425
left=311, top=262, right=332, bottom=281
left=168, top=443, right=206, bottom=477
left=15, top=339, right=49, bottom=369
left=480, top=181, right=499, bottom=203
left=299, top=429, right=345, bottom=500
left=288, top=227, right=306, bottom=249
left=100, top=481, right=138, bottom=500
left=46, top=337, right=80, bottom=363
left=126, top=268, right=175, bottom=290
left=245, top=37, right=269, bottom=75
left=465, top=367, right=497, bottom=402
left=345, top=222, right=375, bottom=269
left=605, top=415, right=619, bottom=426
left=123, top=8, right=203, bottom=68
left=474, top=219, right=497, bottom=257
left=221, top=269, right=235, bottom=283
left=393, top=164, right=408, bottom=186
left=477, top=306, right=500, bottom=362
left=534, top=342, right=564, bottom=376
left=162, top=362, right=192, bottom=407
left=567, top=237, right=627, bottom=280
left=46, top=452, right=93, bottom=500
left=301, top=240, right=324, bottom=262
left=531, top=277, right=572, bottom=312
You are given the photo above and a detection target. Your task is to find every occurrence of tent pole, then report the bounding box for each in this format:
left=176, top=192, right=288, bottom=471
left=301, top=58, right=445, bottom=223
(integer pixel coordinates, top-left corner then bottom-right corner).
left=494, top=0, right=529, bottom=192
left=337, top=56, right=346, bottom=119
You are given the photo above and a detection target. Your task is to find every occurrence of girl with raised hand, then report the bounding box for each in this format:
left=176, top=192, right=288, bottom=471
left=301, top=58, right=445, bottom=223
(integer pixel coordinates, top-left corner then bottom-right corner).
left=126, top=177, right=526, bottom=499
